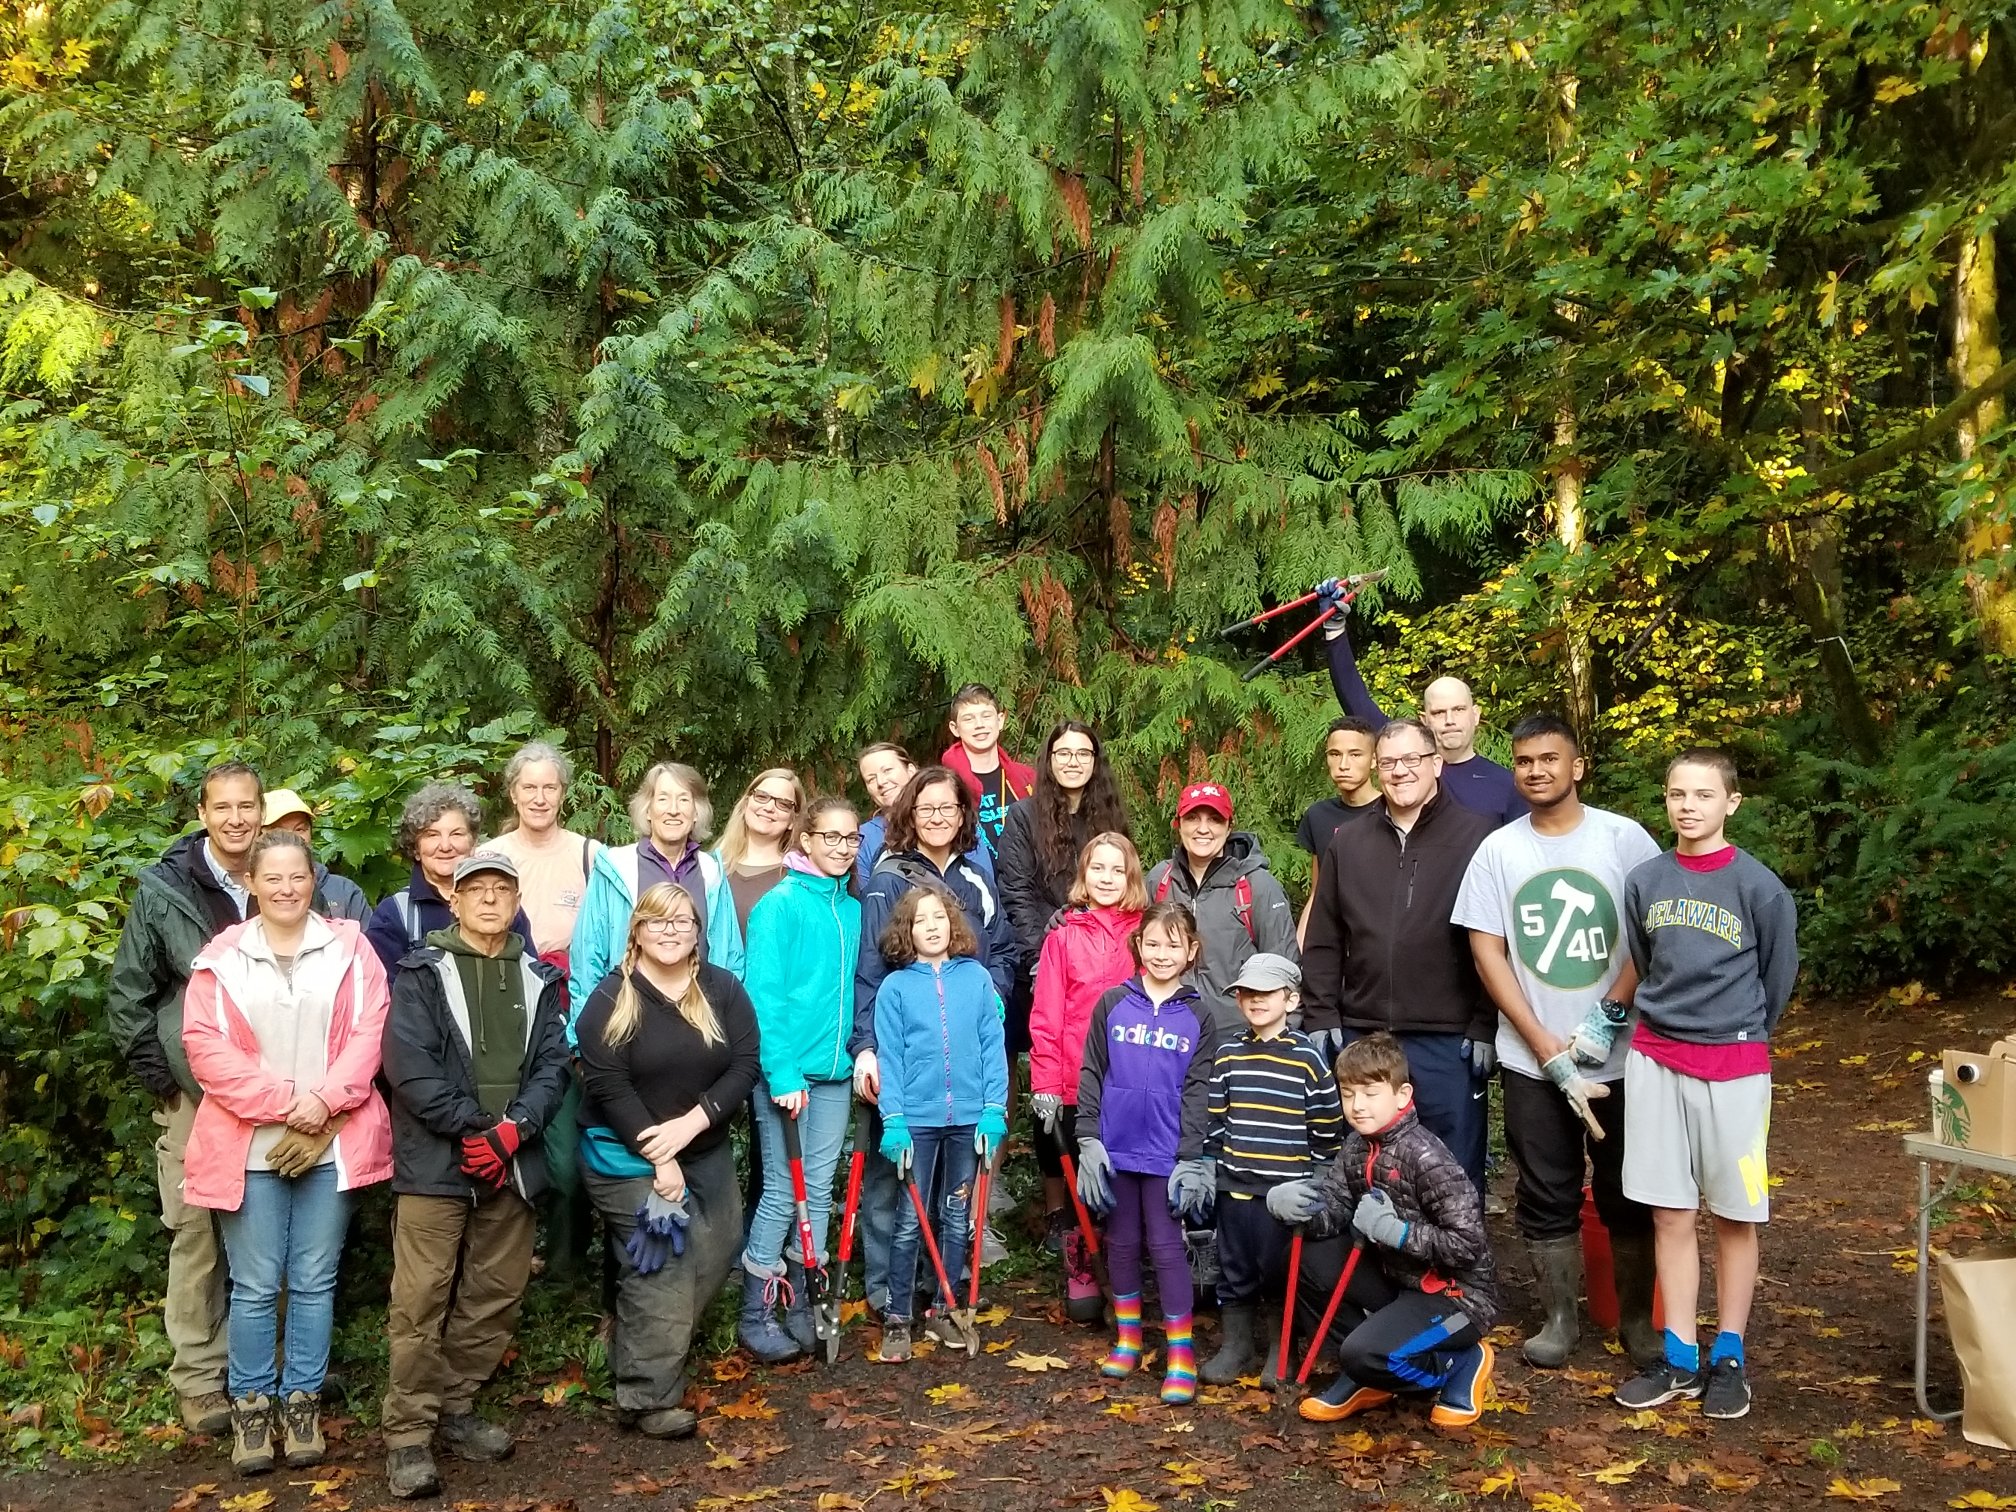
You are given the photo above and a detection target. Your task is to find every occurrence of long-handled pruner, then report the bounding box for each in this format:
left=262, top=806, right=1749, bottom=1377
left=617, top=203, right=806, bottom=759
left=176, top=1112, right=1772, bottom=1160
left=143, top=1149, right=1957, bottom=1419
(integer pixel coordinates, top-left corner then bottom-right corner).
left=1296, top=1239, right=1366, bottom=1384
left=1221, top=571, right=1389, bottom=683
left=781, top=1109, right=839, bottom=1364
left=1276, top=1229, right=1305, bottom=1399
left=831, top=1100, right=872, bottom=1347
left=1056, top=1148, right=1102, bottom=1259
left=904, top=1162, right=980, bottom=1356
left=966, top=1153, right=992, bottom=1344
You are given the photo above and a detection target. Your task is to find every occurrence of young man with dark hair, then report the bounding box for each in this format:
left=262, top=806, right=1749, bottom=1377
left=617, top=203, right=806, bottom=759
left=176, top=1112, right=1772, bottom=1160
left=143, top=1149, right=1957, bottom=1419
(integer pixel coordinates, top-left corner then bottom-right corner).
left=940, top=684, right=1035, bottom=859
left=106, top=760, right=264, bottom=1433
left=1300, top=720, right=1498, bottom=1192
left=1451, top=713, right=1663, bottom=1370
left=1295, top=715, right=1381, bottom=945
left=1614, top=749, right=1798, bottom=1422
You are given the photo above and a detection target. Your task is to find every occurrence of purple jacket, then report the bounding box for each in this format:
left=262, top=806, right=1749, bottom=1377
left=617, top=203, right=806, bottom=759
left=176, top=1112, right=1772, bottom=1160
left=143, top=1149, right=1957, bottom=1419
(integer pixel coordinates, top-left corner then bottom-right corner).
left=1075, top=978, right=1216, bottom=1177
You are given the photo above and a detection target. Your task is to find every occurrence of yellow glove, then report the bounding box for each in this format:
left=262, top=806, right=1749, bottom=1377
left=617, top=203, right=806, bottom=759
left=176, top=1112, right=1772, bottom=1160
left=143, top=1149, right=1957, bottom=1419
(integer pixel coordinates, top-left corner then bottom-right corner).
left=267, top=1112, right=349, bottom=1177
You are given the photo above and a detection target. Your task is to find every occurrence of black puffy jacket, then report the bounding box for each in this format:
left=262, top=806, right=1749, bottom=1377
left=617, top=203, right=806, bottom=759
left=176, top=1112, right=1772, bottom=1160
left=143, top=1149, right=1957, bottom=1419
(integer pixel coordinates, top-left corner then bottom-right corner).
left=1307, top=1104, right=1499, bottom=1330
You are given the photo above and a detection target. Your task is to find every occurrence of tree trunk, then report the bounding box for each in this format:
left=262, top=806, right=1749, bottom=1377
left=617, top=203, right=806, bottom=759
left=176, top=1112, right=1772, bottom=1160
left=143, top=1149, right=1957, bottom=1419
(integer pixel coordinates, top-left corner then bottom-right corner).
left=1550, top=405, right=1597, bottom=747
left=1953, top=225, right=2016, bottom=649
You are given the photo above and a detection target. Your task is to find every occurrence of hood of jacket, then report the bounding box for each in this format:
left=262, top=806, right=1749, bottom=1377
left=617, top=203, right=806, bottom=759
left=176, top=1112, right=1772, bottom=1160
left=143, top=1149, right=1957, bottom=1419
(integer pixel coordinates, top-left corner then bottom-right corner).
left=1162, top=830, right=1271, bottom=892
left=940, top=742, right=1036, bottom=801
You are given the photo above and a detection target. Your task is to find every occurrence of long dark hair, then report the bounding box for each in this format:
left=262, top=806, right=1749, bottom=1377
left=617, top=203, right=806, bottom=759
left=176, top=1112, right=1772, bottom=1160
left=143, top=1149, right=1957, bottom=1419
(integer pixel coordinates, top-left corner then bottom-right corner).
left=1033, top=721, right=1130, bottom=884
left=884, top=766, right=979, bottom=858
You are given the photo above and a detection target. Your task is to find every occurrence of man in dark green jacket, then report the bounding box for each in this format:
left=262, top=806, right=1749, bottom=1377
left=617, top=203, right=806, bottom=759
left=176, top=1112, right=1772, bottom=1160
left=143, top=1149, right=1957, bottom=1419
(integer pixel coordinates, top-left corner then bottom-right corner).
left=105, top=761, right=264, bottom=1434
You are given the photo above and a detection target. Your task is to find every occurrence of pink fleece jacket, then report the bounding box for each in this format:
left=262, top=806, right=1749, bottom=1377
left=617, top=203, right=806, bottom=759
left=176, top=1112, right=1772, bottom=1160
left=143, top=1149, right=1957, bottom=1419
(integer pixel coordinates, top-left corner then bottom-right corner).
left=180, top=916, right=394, bottom=1211
left=1029, top=905, right=1143, bottom=1100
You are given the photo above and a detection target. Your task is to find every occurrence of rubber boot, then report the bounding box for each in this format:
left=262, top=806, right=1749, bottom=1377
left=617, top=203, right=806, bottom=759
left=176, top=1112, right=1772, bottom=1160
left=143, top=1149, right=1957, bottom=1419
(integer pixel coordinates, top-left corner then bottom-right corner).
left=1522, top=1234, right=1583, bottom=1368
left=736, top=1262, right=803, bottom=1364
left=1610, top=1231, right=1664, bottom=1369
left=1200, top=1302, right=1262, bottom=1385
left=782, top=1260, right=820, bottom=1355
left=1063, top=1229, right=1104, bottom=1324
left=1259, top=1308, right=1284, bottom=1391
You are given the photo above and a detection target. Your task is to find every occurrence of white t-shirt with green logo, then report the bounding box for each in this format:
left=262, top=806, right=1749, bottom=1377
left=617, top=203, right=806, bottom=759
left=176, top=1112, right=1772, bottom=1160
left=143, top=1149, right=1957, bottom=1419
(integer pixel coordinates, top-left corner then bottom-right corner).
left=1450, top=806, right=1662, bottom=1083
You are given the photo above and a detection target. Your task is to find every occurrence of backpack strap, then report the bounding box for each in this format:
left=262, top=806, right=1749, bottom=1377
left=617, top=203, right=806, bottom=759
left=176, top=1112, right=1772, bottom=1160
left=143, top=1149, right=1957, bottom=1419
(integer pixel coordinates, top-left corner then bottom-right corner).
left=1153, top=870, right=1172, bottom=904
left=396, top=888, right=418, bottom=949
left=1233, top=875, right=1255, bottom=944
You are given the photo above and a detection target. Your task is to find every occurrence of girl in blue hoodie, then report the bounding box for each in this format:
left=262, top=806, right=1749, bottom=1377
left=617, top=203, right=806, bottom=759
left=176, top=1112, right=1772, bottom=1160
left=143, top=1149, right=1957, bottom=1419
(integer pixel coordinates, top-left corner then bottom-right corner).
left=872, top=888, right=1008, bottom=1362
left=1074, top=901, right=1214, bottom=1402
left=737, top=796, right=862, bottom=1364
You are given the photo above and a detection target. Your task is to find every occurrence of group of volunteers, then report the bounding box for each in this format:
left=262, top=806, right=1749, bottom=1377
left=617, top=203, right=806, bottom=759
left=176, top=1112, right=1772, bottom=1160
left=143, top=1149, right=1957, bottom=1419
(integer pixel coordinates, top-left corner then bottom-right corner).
left=105, top=587, right=1798, bottom=1497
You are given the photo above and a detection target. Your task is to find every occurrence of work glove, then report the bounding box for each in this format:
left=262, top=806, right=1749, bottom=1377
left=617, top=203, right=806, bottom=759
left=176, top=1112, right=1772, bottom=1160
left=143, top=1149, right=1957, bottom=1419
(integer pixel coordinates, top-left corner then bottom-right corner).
left=1567, top=998, right=1631, bottom=1066
left=623, top=1189, right=689, bottom=1276
left=1352, top=1188, right=1410, bottom=1250
left=976, top=1106, right=1007, bottom=1160
left=267, top=1113, right=348, bottom=1178
left=852, top=1048, right=879, bottom=1100
left=1265, top=1177, right=1323, bottom=1226
left=1542, top=1050, right=1611, bottom=1138
left=1075, top=1138, right=1115, bottom=1217
left=1167, top=1158, right=1216, bottom=1223
left=1304, top=1024, right=1348, bottom=1070
left=460, top=1118, right=521, bottom=1189
left=1467, top=1037, right=1498, bottom=1078
left=1315, top=578, right=1352, bottom=634
left=879, top=1113, right=914, bottom=1178
left=1031, top=1092, right=1064, bottom=1136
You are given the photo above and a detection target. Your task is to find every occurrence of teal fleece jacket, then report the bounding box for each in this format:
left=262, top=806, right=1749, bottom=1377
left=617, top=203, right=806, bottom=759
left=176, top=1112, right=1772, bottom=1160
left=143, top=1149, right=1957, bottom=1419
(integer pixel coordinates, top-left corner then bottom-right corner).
left=744, top=864, right=861, bottom=1095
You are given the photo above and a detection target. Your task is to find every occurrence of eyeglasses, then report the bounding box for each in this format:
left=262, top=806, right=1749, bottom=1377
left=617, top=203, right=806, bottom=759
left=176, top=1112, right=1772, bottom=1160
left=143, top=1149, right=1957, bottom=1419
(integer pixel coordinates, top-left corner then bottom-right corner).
left=459, top=883, right=518, bottom=901
left=748, top=791, right=799, bottom=815
left=808, top=830, right=862, bottom=849
left=640, top=917, right=698, bottom=937
left=914, top=803, right=962, bottom=820
left=1052, top=748, right=1096, bottom=766
left=1375, top=752, right=1432, bottom=774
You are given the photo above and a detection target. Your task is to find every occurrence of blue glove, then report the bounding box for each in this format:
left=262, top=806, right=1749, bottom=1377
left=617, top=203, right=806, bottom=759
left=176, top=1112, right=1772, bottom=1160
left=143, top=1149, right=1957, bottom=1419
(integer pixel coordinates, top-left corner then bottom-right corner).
left=1314, top=577, right=1347, bottom=608
left=1567, top=998, right=1631, bottom=1066
left=1467, top=1037, right=1498, bottom=1077
left=1167, top=1158, right=1216, bottom=1223
left=879, top=1114, right=913, bottom=1178
left=1265, top=1177, right=1323, bottom=1226
left=1352, top=1188, right=1409, bottom=1250
left=976, top=1106, right=1007, bottom=1159
left=624, top=1190, right=689, bottom=1276
left=1076, top=1138, right=1115, bottom=1217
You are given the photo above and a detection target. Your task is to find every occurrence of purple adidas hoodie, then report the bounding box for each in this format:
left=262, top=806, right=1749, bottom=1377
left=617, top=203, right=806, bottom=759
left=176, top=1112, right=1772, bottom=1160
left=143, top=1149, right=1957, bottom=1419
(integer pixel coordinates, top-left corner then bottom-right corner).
left=1075, top=977, right=1216, bottom=1176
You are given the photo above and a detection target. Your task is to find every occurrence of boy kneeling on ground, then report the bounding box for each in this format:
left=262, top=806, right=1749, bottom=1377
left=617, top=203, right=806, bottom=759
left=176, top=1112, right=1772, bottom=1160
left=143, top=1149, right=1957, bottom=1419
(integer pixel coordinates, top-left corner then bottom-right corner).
left=1268, top=1032, right=1499, bottom=1428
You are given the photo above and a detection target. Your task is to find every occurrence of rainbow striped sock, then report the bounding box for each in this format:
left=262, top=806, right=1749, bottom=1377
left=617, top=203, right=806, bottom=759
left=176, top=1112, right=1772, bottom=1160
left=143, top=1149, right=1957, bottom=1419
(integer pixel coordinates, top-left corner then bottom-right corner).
left=1161, top=1313, right=1197, bottom=1404
left=1103, top=1293, right=1144, bottom=1377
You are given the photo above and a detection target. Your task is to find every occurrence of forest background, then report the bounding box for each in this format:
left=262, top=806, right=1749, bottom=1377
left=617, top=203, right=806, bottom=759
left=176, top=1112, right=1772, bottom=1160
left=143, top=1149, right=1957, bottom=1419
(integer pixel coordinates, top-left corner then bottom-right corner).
left=5, top=0, right=2016, bottom=1434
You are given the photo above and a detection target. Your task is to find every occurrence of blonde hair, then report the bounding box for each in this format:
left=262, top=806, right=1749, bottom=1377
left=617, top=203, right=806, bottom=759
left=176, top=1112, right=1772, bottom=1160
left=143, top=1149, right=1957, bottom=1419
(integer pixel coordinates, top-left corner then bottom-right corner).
left=601, top=884, right=724, bottom=1049
left=1066, top=831, right=1149, bottom=912
left=716, top=768, right=807, bottom=868
left=627, top=762, right=715, bottom=844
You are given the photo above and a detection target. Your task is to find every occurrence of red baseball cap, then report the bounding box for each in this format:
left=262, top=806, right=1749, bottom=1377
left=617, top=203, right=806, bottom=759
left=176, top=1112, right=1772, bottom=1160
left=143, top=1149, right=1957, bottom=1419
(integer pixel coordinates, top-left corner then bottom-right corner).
left=1175, top=781, right=1233, bottom=822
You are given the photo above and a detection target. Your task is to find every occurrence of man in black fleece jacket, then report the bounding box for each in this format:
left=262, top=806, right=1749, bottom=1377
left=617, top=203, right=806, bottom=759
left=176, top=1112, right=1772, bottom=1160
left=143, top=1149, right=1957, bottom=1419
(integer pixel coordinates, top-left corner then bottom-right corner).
left=1300, top=719, right=1497, bottom=1191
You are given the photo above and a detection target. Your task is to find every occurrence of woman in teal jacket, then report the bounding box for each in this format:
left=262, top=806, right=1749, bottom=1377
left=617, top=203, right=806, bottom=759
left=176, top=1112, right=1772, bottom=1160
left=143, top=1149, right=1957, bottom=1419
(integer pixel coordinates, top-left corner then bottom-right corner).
left=735, top=795, right=863, bottom=1362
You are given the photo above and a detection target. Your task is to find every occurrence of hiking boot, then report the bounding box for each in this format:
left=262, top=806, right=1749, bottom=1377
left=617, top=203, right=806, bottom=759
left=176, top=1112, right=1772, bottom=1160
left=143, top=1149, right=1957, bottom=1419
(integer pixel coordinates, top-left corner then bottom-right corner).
left=781, top=1261, right=820, bottom=1355
left=1701, top=1357, right=1752, bottom=1420
left=1200, top=1302, right=1262, bottom=1385
left=385, top=1443, right=441, bottom=1499
left=878, top=1319, right=913, bottom=1363
left=1430, top=1341, right=1495, bottom=1429
left=229, top=1393, right=276, bottom=1477
left=636, top=1407, right=697, bottom=1438
left=1521, top=1235, right=1583, bottom=1368
left=180, top=1389, right=232, bottom=1435
left=279, top=1391, right=324, bottom=1468
left=1609, top=1231, right=1664, bottom=1368
left=736, top=1263, right=803, bottom=1364
left=1299, top=1373, right=1394, bottom=1423
left=438, top=1411, right=514, bottom=1463
left=1615, top=1358, right=1705, bottom=1410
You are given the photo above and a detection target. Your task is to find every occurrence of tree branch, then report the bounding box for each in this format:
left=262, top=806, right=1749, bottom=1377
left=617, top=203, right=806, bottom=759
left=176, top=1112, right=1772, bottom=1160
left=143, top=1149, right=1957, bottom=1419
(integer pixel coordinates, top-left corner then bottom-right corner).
left=1801, top=356, right=2016, bottom=495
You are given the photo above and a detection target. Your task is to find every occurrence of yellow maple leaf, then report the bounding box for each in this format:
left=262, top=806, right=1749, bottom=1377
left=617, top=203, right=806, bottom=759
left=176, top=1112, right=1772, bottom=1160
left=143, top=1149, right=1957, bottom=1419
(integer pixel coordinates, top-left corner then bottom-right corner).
left=1162, top=1462, right=1206, bottom=1489
left=816, top=1496, right=867, bottom=1512
left=983, top=1337, right=1017, bottom=1354
left=1618, top=1409, right=1662, bottom=1430
left=1828, top=1479, right=1904, bottom=1502
left=1005, top=1352, right=1069, bottom=1372
left=1528, top=1493, right=1583, bottom=1512
left=974, top=1304, right=1012, bottom=1326
left=1479, top=1467, right=1518, bottom=1496
left=925, top=1383, right=971, bottom=1405
left=219, top=1495, right=275, bottom=1512
left=1951, top=1494, right=2016, bottom=1510
left=1586, top=1457, right=1644, bottom=1486
left=716, top=1390, right=778, bottom=1420
left=1098, top=1490, right=1158, bottom=1512
left=1333, top=1429, right=1376, bottom=1454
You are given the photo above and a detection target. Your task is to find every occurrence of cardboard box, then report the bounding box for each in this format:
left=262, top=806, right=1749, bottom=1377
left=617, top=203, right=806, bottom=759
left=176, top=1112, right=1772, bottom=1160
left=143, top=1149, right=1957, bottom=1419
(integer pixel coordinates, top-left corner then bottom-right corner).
left=1939, top=1039, right=2016, bottom=1156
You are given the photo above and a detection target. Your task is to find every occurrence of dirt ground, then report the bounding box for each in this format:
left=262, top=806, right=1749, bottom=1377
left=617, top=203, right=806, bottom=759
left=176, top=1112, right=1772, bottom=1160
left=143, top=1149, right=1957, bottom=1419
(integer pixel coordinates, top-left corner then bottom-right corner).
left=9, top=991, right=2016, bottom=1512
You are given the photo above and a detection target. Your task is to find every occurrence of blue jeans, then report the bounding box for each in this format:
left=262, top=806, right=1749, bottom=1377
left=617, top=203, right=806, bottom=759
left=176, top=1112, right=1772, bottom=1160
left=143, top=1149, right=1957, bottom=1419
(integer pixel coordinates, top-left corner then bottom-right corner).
left=218, top=1165, right=353, bottom=1400
left=886, top=1125, right=978, bottom=1323
left=743, top=1078, right=853, bottom=1272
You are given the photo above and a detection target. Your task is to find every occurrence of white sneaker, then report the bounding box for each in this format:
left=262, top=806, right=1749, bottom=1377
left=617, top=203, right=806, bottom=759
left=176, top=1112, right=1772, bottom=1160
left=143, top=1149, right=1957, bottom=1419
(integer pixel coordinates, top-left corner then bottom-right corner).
left=980, top=1224, right=1009, bottom=1268
left=987, top=1181, right=1014, bottom=1217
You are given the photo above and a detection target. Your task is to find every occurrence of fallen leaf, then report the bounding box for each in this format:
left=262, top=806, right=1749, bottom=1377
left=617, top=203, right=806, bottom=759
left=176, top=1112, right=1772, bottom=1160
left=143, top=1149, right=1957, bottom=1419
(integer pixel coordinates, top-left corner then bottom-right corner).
left=1005, top=1352, right=1070, bottom=1373
left=8, top=1404, right=45, bottom=1430
left=925, top=1383, right=972, bottom=1405
left=974, top=1305, right=1012, bottom=1326
left=1331, top=1430, right=1377, bottom=1455
left=1585, top=1458, right=1645, bottom=1486
left=816, top=1497, right=867, bottom=1512
left=1097, top=1491, right=1158, bottom=1512
left=717, top=1390, right=778, bottom=1421
left=878, top=1465, right=957, bottom=1495
left=219, top=1495, right=276, bottom=1512
left=984, top=1338, right=1017, bottom=1354
left=1528, top=1494, right=1584, bottom=1512
left=170, top=1486, right=220, bottom=1511
left=541, top=1380, right=583, bottom=1406
left=1828, top=1479, right=1904, bottom=1502
left=1162, top=1462, right=1207, bottom=1490
left=840, top=1300, right=868, bottom=1324
left=1951, top=1495, right=2016, bottom=1510
left=711, top=1356, right=751, bottom=1382
left=611, top=1475, right=668, bottom=1496
left=1479, top=1467, right=1518, bottom=1495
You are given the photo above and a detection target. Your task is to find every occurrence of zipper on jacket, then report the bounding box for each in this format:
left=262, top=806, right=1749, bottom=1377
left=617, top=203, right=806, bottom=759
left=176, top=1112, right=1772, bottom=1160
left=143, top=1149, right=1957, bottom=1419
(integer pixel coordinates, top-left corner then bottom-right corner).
left=936, top=968, right=955, bottom=1122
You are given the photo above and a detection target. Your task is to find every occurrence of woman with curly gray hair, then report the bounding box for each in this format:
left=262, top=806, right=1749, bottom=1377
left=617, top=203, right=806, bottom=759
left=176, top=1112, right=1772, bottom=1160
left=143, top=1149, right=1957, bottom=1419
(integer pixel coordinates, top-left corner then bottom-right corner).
left=364, top=782, right=532, bottom=981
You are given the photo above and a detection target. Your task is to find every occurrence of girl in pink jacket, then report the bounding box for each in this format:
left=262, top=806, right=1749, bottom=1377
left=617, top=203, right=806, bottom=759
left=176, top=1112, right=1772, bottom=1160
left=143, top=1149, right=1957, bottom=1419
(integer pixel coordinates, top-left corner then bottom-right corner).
left=1028, top=831, right=1146, bottom=1313
left=181, top=830, right=392, bottom=1477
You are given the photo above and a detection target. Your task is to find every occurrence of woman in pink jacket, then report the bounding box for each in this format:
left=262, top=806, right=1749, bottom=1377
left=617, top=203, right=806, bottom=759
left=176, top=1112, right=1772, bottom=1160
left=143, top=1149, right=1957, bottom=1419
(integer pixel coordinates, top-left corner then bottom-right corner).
left=1028, top=832, right=1146, bottom=1316
left=181, top=830, right=392, bottom=1478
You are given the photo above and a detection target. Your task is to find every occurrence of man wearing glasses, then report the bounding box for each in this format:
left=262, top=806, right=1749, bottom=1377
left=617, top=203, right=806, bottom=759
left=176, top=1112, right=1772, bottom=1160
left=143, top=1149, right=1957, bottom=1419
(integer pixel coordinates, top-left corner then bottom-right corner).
left=1298, top=720, right=1498, bottom=1192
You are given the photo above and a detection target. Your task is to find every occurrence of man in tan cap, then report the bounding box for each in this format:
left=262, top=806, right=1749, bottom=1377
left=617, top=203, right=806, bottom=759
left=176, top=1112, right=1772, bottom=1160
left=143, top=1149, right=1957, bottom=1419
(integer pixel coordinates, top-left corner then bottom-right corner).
left=263, top=789, right=371, bottom=922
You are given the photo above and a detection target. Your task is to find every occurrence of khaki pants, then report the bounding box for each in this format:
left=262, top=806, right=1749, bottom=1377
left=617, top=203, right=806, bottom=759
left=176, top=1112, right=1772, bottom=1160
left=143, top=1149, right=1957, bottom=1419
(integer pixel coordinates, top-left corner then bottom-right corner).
left=380, top=1190, right=537, bottom=1448
left=154, top=1093, right=229, bottom=1398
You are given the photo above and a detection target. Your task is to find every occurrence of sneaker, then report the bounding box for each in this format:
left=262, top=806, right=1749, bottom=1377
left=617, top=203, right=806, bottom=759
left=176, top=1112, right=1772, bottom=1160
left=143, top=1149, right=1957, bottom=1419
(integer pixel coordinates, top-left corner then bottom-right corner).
left=922, top=1310, right=969, bottom=1350
left=229, top=1394, right=276, bottom=1477
left=1429, top=1341, right=1495, bottom=1429
left=385, top=1444, right=442, bottom=1499
left=438, top=1410, right=514, bottom=1462
left=1615, top=1359, right=1705, bottom=1410
left=279, top=1391, right=324, bottom=1468
left=180, top=1390, right=232, bottom=1436
left=1298, top=1374, right=1394, bottom=1423
left=1701, top=1357, right=1752, bottom=1420
left=878, top=1320, right=913, bottom=1362
left=988, top=1181, right=1014, bottom=1217
left=979, top=1224, right=1009, bottom=1268
left=636, top=1407, right=697, bottom=1438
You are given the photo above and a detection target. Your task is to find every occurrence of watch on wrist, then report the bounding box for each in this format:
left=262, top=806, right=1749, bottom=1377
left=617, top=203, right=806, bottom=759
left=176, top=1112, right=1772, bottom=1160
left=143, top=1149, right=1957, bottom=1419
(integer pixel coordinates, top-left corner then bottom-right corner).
left=1598, top=997, right=1629, bottom=1024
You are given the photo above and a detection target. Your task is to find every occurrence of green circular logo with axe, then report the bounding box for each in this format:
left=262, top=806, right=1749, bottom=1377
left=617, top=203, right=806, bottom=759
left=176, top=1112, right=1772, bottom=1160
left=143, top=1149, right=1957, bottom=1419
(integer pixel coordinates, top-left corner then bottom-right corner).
left=1511, top=868, right=1621, bottom=991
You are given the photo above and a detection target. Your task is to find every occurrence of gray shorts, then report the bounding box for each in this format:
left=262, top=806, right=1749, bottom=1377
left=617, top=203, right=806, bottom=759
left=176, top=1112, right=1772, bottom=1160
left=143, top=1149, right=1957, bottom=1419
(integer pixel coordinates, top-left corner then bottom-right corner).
left=1621, top=1051, right=1772, bottom=1222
